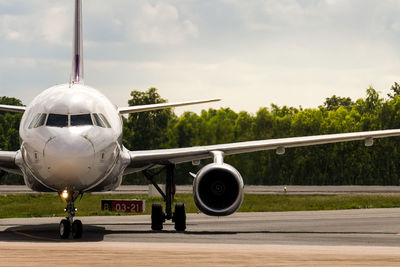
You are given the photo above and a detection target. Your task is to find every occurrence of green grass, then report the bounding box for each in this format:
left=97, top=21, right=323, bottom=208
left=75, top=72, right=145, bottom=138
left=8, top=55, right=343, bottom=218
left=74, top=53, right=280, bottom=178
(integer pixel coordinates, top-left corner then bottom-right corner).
left=1, top=193, right=400, bottom=218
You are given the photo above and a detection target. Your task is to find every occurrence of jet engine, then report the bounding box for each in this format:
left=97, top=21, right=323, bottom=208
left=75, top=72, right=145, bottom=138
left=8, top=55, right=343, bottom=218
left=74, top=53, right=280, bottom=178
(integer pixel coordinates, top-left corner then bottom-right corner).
left=193, top=160, right=244, bottom=216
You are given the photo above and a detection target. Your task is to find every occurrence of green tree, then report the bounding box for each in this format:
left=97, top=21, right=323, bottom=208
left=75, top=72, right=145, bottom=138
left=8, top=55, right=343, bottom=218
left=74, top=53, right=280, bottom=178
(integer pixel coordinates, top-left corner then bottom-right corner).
left=123, top=88, right=175, bottom=150
left=387, top=82, right=400, bottom=99
left=4, top=83, right=400, bottom=186
left=323, top=95, right=354, bottom=111
left=0, top=96, right=24, bottom=184
left=122, top=88, right=176, bottom=185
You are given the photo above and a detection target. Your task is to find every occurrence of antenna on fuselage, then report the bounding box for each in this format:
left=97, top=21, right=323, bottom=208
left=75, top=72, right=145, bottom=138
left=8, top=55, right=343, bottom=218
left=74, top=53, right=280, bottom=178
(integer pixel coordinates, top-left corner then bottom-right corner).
left=71, top=0, right=84, bottom=85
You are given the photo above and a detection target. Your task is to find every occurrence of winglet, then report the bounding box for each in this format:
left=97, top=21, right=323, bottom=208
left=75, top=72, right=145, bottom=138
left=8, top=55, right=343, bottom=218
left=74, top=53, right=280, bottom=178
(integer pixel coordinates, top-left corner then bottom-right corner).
left=118, top=98, right=221, bottom=115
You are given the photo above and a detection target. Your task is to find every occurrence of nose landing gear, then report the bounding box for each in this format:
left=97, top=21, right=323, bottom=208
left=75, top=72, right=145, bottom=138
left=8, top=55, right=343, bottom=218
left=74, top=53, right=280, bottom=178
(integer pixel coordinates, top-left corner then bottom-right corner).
left=59, top=190, right=83, bottom=239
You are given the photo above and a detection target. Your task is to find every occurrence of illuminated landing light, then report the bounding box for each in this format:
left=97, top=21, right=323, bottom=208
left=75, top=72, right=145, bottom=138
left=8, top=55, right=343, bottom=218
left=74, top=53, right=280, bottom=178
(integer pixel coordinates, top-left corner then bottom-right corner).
left=61, top=190, right=69, bottom=199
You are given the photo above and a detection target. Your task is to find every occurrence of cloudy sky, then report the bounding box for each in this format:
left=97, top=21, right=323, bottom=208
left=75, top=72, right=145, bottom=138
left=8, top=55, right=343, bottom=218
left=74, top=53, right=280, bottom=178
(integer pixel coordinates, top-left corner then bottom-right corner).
left=1, top=0, right=400, bottom=114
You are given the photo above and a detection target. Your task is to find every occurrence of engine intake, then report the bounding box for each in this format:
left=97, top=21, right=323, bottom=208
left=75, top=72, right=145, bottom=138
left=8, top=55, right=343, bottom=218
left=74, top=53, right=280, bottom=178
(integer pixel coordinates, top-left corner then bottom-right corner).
left=193, top=163, right=244, bottom=216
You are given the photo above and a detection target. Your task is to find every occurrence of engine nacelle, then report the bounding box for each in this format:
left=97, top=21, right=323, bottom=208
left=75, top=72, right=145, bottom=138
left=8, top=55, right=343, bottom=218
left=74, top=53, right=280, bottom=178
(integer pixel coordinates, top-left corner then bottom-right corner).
left=193, top=163, right=244, bottom=216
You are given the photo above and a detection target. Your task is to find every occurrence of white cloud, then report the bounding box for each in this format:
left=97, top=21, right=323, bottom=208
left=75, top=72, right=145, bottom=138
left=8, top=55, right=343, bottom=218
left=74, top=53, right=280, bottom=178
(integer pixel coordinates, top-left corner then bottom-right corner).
left=41, top=7, right=69, bottom=45
left=1, top=0, right=400, bottom=115
left=183, top=20, right=199, bottom=39
left=0, top=15, right=27, bottom=41
left=128, top=2, right=199, bottom=45
left=0, top=4, right=70, bottom=45
left=325, top=0, right=340, bottom=5
left=1, top=57, right=69, bottom=69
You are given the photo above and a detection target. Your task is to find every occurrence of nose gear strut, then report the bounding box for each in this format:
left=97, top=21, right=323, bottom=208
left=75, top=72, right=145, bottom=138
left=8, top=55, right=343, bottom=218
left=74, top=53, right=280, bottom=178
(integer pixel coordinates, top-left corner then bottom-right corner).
left=59, top=191, right=83, bottom=239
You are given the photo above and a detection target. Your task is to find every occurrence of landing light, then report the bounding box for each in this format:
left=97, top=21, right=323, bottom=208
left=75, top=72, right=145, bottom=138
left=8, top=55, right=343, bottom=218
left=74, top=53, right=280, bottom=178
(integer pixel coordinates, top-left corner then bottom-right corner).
left=61, top=190, right=69, bottom=199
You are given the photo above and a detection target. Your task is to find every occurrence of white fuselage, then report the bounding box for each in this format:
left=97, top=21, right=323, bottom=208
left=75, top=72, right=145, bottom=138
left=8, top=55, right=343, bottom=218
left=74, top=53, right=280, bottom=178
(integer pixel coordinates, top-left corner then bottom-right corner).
left=17, top=83, right=130, bottom=193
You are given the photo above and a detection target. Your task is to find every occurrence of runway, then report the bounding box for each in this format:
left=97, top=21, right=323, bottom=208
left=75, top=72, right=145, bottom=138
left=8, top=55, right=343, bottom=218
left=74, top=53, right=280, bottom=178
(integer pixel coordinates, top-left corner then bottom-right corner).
left=1, top=209, right=400, bottom=266
left=2, top=187, right=400, bottom=265
left=1, top=209, right=400, bottom=246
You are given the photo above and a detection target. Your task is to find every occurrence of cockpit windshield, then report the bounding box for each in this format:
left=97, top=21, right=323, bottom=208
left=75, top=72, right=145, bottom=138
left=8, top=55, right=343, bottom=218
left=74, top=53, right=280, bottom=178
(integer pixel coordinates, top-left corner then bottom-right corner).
left=46, top=114, right=68, bottom=127
left=70, top=114, right=92, bottom=126
left=29, top=113, right=110, bottom=128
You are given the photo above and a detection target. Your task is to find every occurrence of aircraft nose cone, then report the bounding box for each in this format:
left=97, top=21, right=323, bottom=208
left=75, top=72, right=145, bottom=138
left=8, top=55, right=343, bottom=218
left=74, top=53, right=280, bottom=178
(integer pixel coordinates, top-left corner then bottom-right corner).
left=44, top=135, right=95, bottom=187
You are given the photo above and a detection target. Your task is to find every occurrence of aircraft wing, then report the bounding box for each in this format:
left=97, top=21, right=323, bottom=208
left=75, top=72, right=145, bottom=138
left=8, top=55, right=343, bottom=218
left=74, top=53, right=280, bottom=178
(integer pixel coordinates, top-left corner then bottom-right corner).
left=0, top=151, right=21, bottom=175
left=0, top=104, right=25, bottom=113
left=118, top=99, right=220, bottom=114
left=128, top=129, right=400, bottom=168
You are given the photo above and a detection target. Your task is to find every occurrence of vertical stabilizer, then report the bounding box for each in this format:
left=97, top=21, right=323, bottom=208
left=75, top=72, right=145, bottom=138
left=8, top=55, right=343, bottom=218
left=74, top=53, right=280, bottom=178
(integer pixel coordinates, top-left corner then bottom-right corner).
left=71, top=0, right=84, bottom=84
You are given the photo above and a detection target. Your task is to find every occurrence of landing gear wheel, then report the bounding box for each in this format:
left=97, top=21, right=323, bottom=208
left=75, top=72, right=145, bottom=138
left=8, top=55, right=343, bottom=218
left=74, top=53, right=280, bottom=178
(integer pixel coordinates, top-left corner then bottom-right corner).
left=151, top=203, right=164, bottom=230
left=72, top=220, right=83, bottom=239
left=59, top=219, right=70, bottom=239
left=174, top=203, right=186, bottom=231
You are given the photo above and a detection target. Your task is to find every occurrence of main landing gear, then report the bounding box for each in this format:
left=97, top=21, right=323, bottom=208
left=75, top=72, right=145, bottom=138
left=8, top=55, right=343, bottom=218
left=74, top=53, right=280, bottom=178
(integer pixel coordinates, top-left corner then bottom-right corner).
left=143, top=164, right=186, bottom=231
left=59, top=190, right=83, bottom=239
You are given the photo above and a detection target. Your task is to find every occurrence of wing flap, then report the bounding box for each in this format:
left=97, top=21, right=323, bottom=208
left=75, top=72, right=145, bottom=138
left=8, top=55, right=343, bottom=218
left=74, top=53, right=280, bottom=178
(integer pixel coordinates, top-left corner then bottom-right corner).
left=128, top=129, right=400, bottom=167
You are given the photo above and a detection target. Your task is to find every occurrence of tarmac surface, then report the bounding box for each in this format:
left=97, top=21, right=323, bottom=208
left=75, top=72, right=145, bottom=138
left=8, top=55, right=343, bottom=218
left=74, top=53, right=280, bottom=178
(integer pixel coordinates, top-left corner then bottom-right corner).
left=2, top=186, right=400, bottom=265
left=1, top=209, right=400, bottom=265
left=1, top=209, right=400, bottom=246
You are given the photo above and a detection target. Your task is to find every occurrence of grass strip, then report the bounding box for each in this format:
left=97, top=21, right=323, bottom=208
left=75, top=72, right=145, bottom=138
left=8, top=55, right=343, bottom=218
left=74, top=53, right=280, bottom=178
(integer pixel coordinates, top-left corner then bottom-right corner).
left=1, top=193, right=400, bottom=218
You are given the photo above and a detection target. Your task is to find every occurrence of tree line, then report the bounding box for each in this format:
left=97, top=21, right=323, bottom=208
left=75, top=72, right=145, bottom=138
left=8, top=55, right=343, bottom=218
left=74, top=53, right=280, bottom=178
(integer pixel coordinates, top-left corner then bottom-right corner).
left=0, top=97, right=24, bottom=184
left=2, top=84, right=400, bottom=185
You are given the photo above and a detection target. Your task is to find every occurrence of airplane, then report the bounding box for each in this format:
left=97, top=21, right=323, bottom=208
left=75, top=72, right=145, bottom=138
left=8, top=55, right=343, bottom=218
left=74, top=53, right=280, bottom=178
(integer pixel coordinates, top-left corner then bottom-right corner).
left=1, top=0, right=400, bottom=239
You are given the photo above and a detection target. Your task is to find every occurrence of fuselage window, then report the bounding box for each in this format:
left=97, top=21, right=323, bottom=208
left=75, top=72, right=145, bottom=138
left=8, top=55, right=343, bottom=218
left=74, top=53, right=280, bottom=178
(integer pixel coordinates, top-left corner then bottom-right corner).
left=92, top=113, right=105, bottom=127
left=35, top=113, right=47, bottom=128
left=28, top=113, right=40, bottom=129
left=70, top=114, right=93, bottom=126
left=46, top=114, right=68, bottom=127
left=99, top=113, right=111, bottom=128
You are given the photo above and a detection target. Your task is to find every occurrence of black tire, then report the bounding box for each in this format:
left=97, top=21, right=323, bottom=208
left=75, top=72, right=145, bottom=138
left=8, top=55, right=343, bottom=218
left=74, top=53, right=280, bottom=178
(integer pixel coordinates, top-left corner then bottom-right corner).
left=151, top=203, right=164, bottom=231
left=174, top=203, right=186, bottom=231
left=59, top=219, right=70, bottom=239
left=72, top=220, right=83, bottom=239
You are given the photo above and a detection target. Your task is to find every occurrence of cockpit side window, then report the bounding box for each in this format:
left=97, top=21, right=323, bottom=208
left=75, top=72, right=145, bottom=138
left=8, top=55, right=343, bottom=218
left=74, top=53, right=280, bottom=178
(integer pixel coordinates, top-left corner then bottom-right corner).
left=35, top=113, right=47, bottom=128
left=92, top=113, right=105, bottom=128
left=46, top=114, right=68, bottom=127
left=28, top=113, right=40, bottom=129
left=99, top=113, right=111, bottom=128
left=70, top=114, right=92, bottom=126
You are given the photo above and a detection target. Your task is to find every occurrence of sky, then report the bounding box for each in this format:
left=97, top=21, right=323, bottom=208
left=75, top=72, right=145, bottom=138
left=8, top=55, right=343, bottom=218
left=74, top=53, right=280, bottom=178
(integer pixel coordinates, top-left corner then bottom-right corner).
left=1, top=0, right=400, bottom=114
